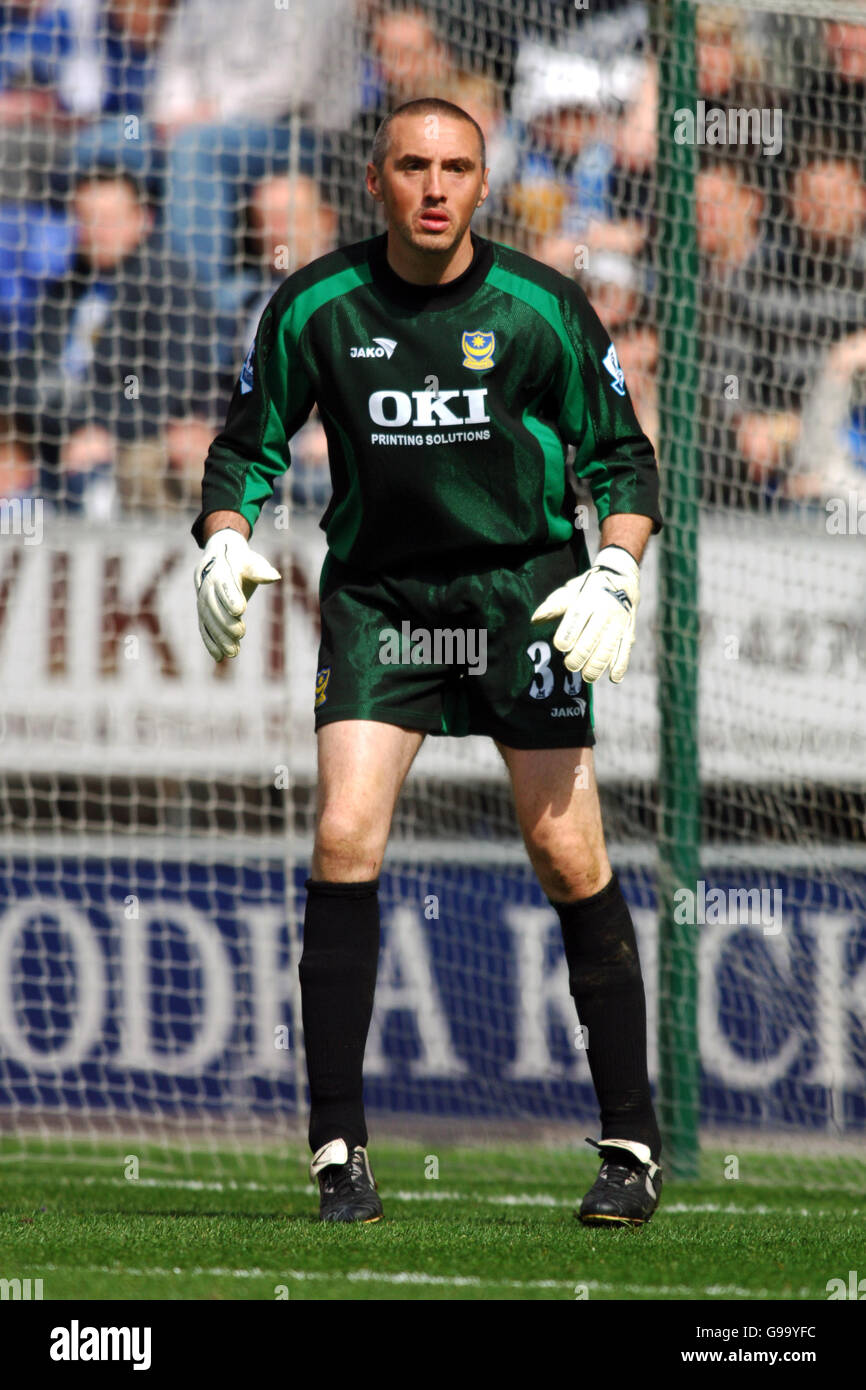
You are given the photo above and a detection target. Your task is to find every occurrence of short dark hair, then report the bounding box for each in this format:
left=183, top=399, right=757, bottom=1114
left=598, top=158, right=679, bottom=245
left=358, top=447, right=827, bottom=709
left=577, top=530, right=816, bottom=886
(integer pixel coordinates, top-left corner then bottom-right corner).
left=73, top=162, right=146, bottom=205
left=371, top=97, right=486, bottom=174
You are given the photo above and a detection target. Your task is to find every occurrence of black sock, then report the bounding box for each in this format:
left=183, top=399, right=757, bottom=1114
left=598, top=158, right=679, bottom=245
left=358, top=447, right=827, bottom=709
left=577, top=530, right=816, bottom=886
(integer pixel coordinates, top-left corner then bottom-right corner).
left=298, top=877, right=380, bottom=1154
left=551, top=872, right=661, bottom=1164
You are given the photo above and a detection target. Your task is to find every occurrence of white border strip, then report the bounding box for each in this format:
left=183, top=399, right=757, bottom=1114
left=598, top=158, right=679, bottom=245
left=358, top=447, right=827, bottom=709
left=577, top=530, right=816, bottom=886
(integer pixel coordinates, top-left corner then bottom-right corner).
left=0, top=835, right=864, bottom=871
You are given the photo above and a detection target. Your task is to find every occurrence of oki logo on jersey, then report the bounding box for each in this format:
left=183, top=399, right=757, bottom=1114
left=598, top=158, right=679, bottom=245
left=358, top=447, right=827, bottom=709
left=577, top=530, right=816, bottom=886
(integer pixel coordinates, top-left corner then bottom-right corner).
left=349, top=337, right=397, bottom=359
left=461, top=330, right=496, bottom=369
left=369, top=387, right=490, bottom=428
left=603, top=342, right=626, bottom=396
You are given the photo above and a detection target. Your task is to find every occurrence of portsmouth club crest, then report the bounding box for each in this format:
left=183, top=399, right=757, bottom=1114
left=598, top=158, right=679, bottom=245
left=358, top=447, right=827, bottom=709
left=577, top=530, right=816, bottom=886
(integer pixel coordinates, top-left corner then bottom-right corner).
left=461, top=329, right=496, bottom=370
left=314, top=666, right=331, bottom=709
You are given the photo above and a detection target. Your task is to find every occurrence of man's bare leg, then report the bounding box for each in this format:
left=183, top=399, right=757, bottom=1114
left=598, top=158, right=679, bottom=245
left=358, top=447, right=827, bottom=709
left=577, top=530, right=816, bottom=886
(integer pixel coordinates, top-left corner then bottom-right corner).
left=301, top=721, right=424, bottom=1217
left=311, top=720, right=425, bottom=880
left=498, top=742, right=662, bottom=1222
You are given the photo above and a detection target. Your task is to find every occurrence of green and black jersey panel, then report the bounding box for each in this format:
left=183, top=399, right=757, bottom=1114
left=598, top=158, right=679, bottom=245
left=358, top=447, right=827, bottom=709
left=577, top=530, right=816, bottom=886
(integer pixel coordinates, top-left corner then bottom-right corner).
left=313, top=534, right=595, bottom=747
left=191, top=231, right=661, bottom=572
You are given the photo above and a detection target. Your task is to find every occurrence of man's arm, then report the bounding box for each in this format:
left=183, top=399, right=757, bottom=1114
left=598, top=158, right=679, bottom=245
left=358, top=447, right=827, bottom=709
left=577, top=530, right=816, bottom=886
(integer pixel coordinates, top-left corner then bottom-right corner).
left=530, top=286, right=661, bottom=683
left=192, top=283, right=318, bottom=660
left=599, top=513, right=653, bottom=565
left=191, top=285, right=316, bottom=549
left=202, top=510, right=250, bottom=543
left=556, top=279, right=662, bottom=540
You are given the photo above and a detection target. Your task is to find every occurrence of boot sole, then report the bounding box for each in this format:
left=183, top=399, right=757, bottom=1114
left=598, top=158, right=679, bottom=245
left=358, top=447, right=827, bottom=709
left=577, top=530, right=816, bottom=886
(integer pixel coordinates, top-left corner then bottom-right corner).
left=577, top=1211, right=652, bottom=1227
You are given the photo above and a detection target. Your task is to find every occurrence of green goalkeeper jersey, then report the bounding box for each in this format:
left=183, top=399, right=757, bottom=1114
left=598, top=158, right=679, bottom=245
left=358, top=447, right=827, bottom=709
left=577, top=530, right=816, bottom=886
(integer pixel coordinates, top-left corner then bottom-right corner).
left=191, top=231, right=662, bottom=570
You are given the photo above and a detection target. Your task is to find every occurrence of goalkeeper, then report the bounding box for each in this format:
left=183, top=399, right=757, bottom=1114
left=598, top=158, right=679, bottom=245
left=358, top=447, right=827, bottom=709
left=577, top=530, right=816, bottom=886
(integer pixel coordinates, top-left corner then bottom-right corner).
left=191, top=98, right=664, bottom=1228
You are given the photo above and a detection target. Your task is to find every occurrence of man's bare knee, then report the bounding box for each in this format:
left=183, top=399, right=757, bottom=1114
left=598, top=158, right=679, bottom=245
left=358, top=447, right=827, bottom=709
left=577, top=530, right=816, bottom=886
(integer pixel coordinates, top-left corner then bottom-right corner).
left=312, top=807, right=388, bottom=881
left=528, top=837, right=611, bottom=903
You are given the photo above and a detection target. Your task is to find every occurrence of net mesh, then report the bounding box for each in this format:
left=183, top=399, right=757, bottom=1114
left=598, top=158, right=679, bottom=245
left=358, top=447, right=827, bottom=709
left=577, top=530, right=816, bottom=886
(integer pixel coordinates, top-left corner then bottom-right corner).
left=0, top=0, right=864, bottom=1178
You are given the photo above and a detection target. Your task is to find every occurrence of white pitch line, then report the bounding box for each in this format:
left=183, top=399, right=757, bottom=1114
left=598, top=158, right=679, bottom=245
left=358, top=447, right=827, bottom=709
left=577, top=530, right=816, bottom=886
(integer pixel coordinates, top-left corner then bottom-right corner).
left=38, top=1175, right=856, bottom=1216
left=35, top=1264, right=571, bottom=1291
left=35, top=1264, right=816, bottom=1299
left=6, top=1162, right=864, bottom=1197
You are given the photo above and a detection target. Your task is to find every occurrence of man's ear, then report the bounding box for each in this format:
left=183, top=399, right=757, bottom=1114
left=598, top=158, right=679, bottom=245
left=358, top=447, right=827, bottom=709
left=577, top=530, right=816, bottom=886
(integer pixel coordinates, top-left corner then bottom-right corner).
left=365, top=163, right=383, bottom=202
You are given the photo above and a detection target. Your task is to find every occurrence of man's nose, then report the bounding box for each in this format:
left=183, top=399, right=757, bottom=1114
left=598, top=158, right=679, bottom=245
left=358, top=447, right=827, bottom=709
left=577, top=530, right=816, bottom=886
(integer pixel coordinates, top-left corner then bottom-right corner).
left=423, top=166, right=444, bottom=198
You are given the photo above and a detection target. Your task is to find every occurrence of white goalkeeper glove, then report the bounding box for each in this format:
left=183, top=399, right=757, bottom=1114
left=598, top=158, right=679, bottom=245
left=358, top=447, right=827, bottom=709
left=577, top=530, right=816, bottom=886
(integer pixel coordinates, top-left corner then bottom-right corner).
left=531, top=544, right=640, bottom=684
left=194, top=527, right=281, bottom=661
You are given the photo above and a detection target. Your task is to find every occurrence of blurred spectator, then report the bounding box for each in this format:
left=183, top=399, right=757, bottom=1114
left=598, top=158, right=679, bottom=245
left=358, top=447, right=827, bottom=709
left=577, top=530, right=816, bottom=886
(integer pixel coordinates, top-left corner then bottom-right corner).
left=788, top=157, right=866, bottom=254
left=2, top=166, right=220, bottom=515
left=150, top=0, right=355, bottom=283
left=151, top=0, right=355, bottom=130
left=732, top=410, right=801, bottom=498
left=215, top=171, right=338, bottom=511
left=0, top=0, right=173, bottom=123
left=615, top=318, right=658, bottom=453
left=0, top=416, right=37, bottom=498
left=741, top=157, right=866, bottom=492
left=696, top=155, right=866, bottom=501
left=222, top=172, right=339, bottom=362
left=359, top=4, right=451, bottom=119
left=332, top=3, right=456, bottom=243
left=581, top=249, right=648, bottom=332
left=0, top=0, right=186, bottom=355
left=0, top=0, right=175, bottom=311
left=696, top=163, right=763, bottom=272
left=0, top=197, right=75, bottom=354
left=695, top=4, right=766, bottom=106
left=787, top=329, right=866, bottom=504
left=695, top=160, right=767, bottom=505
left=67, top=0, right=175, bottom=120
left=0, top=1, right=74, bottom=125
left=439, top=70, right=519, bottom=232
left=790, top=18, right=866, bottom=162
left=508, top=9, right=652, bottom=258
left=610, top=50, right=656, bottom=198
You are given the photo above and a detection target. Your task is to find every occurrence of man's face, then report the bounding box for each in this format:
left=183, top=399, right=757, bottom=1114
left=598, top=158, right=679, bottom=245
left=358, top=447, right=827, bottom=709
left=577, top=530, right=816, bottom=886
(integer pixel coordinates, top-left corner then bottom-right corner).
left=109, top=0, right=172, bottom=47
left=825, top=22, right=866, bottom=82
left=372, top=12, right=449, bottom=99
left=249, top=177, right=337, bottom=271
left=792, top=161, right=866, bottom=245
left=366, top=113, right=488, bottom=257
left=75, top=180, right=149, bottom=269
left=696, top=169, right=760, bottom=259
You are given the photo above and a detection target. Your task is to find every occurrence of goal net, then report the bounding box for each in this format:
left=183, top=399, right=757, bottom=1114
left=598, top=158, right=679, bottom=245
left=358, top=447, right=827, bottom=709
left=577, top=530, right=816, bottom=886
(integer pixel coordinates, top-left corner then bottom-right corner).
left=0, top=0, right=864, bottom=1182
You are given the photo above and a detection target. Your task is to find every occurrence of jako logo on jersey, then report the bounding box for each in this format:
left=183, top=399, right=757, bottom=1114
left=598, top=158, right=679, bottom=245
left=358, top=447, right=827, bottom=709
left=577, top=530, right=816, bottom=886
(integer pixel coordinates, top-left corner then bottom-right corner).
left=369, top=387, right=490, bottom=427
left=350, top=337, right=397, bottom=359
left=602, top=342, right=626, bottom=396
left=461, top=330, right=496, bottom=369
left=239, top=340, right=255, bottom=394
left=315, top=667, right=331, bottom=709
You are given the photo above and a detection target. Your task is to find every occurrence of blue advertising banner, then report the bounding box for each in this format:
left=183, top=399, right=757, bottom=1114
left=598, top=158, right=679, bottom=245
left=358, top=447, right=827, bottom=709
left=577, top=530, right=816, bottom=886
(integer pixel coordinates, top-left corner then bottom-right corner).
left=0, top=856, right=863, bottom=1132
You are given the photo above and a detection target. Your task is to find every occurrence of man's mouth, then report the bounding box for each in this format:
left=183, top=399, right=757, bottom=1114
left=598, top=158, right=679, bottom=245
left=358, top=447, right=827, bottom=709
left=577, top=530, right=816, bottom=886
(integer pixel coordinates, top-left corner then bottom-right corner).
left=418, top=210, right=450, bottom=231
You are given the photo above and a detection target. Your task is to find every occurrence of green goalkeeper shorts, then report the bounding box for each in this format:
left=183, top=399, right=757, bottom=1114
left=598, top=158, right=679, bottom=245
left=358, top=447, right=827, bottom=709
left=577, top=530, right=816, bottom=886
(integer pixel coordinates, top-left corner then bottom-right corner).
left=313, top=538, right=595, bottom=749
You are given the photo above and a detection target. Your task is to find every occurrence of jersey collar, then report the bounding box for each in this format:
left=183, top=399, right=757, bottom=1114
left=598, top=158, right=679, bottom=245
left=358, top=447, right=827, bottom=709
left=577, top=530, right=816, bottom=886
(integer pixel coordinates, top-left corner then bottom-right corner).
left=368, top=230, right=494, bottom=311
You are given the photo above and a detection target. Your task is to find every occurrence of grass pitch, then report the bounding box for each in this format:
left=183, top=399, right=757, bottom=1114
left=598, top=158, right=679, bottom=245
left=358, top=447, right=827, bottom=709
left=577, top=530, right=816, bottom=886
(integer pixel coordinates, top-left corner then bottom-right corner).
left=1, top=1139, right=863, bottom=1301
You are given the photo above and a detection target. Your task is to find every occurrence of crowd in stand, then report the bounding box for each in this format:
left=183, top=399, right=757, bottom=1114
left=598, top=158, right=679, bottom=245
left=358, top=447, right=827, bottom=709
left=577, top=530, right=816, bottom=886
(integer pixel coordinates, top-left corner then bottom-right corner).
left=1, top=0, right=865, bottom=520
